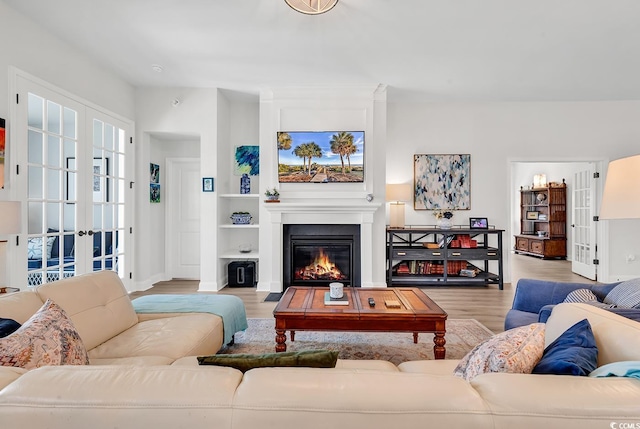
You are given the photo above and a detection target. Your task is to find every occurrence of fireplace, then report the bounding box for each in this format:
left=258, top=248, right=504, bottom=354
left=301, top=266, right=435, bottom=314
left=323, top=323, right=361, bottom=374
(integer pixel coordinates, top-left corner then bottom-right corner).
left=283, top=224, right=361, bottom=290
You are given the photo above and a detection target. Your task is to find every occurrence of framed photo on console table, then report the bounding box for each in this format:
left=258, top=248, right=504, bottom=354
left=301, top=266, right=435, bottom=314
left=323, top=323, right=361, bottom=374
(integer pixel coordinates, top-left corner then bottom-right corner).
left=469, top=217, right=488, bottom=229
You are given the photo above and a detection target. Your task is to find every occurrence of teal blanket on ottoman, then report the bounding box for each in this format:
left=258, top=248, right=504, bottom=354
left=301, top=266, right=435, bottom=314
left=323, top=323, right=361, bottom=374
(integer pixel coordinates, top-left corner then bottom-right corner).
left=132, top=294, right=248, bottom=346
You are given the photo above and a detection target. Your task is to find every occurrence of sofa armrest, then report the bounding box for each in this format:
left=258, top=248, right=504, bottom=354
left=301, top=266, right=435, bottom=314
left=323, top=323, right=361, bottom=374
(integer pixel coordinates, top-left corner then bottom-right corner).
left=511, top=279, right=610, bottom=314
left=538, top=304, right=556, bottom=323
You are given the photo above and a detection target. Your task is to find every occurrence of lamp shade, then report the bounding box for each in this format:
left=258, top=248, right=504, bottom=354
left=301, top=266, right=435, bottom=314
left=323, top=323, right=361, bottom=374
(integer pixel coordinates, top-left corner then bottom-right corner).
left=0, top=201, right=21, bottom=234
left=600, top=154, right=640, bottom=220
left=385, top=184, right=412, bottom=203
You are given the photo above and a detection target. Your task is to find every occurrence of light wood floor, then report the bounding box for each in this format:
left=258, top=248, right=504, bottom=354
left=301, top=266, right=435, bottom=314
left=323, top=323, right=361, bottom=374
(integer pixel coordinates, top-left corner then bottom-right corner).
left=130, top=254, right=596, bottom=333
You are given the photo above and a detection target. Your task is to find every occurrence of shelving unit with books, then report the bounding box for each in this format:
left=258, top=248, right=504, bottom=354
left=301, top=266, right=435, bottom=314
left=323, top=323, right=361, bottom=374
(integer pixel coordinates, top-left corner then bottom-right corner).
left=386, top=226, right=504, bottom=290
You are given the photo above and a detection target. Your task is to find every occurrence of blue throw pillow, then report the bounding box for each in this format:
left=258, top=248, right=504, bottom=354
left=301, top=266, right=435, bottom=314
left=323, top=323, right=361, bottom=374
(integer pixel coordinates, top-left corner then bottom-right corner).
left=0, top=318, right=21, bottom=338
left=532, top=318, right=598, bottom=376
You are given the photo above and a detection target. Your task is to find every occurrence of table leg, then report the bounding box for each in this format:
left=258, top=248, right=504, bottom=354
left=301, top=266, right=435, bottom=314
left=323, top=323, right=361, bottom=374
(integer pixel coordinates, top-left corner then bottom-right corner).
left=413, top=332, right=419, bottom=343
left=275, top=329, right=287, bottom=352
left=433, top=332, right=446, bottom=359
left=290, top=330, right=295, bottom=342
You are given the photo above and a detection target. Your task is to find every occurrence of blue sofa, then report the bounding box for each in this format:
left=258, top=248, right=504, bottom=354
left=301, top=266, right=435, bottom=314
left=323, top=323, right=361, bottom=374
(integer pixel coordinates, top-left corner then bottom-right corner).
left=504, top=278, right=640, bottom=330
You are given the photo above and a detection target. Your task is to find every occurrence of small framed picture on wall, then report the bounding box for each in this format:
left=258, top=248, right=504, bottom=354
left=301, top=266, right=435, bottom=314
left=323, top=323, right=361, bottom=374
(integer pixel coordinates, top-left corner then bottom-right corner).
left=202, top=177, right=214, bottom=192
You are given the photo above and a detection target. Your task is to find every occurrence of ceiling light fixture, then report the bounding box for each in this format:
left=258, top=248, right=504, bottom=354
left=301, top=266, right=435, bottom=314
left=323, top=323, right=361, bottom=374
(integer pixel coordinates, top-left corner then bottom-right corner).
left=284, top=0, right=338, bottom=15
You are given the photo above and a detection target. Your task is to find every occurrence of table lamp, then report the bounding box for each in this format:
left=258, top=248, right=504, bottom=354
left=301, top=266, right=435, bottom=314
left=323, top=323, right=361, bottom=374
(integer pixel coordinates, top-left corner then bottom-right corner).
left=599, top=154, right=640, bottom=220
left=386, top=184, right=412, bottom=228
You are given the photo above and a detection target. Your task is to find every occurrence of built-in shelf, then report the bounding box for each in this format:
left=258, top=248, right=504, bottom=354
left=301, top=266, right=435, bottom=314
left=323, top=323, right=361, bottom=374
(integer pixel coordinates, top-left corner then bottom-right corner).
left=219, top=251, right=259, bottom=259
left=219, top=224, right=259, bottom=229
left=220, top=193, right=260, bottom=199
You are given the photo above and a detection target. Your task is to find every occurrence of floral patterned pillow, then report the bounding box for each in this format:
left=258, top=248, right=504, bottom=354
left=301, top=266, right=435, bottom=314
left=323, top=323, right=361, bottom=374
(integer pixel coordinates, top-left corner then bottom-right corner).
left=453, top=323, right=546, bottom=381
left=0, top=299, right=89, bottom=369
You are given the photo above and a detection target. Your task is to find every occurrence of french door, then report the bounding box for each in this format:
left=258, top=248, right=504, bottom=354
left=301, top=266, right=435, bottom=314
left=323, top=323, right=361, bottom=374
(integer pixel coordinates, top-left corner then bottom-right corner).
left=571, top=164, right=598, bottom=280
left=15, top=74, right=133, bottom=288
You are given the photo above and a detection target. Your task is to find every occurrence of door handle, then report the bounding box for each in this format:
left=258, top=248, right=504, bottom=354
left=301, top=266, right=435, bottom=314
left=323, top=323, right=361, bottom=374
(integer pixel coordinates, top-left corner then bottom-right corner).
left=87, top=230, right=94, bottom=236
left=78, top=231, right=86, bottom=236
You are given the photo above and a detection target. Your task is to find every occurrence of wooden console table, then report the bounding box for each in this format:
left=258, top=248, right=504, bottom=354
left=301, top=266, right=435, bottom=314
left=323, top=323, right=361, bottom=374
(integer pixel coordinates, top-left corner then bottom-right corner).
left=387, top=226, right=504, bottom=290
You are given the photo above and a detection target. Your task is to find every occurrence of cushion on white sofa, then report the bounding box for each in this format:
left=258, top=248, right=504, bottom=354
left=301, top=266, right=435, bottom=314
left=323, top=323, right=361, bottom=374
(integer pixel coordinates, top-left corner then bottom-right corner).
left=35, top=271, right=138, bottom=351
left=87, top=313, right=224, bottom=360
left=453, top=323, right=546, bottom=381
left=0, top=290, right=47, bottom=324
left=545, top=302, right=640, bottom=366
left=0, top=299, right=89, bottom=369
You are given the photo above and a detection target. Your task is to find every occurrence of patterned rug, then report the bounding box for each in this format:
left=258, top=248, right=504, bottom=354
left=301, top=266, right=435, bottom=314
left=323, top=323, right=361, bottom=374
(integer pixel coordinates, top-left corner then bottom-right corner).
left=219, top=318, right=494, bottom=365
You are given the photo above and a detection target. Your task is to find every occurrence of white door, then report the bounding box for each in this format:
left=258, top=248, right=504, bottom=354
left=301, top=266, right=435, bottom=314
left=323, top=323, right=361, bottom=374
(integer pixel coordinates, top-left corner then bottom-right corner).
left=166, top=158, right=200, bottom=279
left=571, top=164, right=598, bottom=280
left=16, top=73, right=133, bottom=288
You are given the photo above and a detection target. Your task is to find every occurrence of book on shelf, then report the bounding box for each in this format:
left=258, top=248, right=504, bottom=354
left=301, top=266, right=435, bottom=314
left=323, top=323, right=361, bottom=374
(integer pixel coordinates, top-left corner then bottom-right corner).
left=324, top=292, right=349, bottom=306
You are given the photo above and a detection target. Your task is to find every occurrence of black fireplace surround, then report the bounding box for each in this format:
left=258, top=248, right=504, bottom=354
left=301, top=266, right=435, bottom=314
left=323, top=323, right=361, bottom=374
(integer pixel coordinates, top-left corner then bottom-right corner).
left=283, top=224, right=361, bottom=290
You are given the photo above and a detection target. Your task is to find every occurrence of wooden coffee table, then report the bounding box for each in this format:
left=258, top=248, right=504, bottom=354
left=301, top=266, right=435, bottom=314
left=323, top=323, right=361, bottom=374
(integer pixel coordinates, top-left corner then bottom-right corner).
left=272, top=286, right=448, bottom=359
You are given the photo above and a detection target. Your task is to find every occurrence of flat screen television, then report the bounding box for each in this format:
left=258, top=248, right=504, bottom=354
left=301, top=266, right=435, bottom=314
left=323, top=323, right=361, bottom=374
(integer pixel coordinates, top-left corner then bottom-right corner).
left=277, top=131, right=364, bottom=183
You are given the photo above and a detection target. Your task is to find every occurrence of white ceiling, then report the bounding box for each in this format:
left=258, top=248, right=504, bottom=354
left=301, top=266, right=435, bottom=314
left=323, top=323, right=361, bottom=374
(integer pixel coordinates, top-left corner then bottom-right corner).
left=6, top=0, right=640, bottom=102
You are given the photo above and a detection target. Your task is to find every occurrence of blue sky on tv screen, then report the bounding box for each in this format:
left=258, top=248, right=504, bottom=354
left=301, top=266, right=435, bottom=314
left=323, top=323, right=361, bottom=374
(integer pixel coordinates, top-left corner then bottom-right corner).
left=278, top=131, right=364, bottom=166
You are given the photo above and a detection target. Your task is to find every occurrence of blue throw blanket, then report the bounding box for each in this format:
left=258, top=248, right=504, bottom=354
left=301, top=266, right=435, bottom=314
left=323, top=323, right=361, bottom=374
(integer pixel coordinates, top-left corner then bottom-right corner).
left=589, top=361, right=640, bottom=380
left=132, top=294, right=248, bottom=346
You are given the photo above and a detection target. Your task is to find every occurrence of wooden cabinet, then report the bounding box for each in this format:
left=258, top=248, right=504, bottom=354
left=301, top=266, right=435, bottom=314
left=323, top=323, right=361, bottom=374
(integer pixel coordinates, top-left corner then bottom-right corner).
left=387, top=227, right=504, bottom=290
left=514, top=181, right=567, bottom=259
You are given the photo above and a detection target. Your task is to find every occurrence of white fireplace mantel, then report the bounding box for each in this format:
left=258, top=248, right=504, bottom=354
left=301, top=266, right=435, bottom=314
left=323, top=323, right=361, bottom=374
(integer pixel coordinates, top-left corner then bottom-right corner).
left=259, top=200, right=383, bottom=292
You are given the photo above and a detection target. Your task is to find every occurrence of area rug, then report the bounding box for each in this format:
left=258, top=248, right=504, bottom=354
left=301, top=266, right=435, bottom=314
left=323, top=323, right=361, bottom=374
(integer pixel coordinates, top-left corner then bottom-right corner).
left=219, top=318, right=494, bottom=365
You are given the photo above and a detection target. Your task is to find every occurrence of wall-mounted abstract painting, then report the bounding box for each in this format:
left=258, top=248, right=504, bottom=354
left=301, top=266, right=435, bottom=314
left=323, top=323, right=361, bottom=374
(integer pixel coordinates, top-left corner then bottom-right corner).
left=234, top=146, right=260, bottom=176
left=277, top=131, right=364, bottom=183
left=414, top=154, right=470, bottom=210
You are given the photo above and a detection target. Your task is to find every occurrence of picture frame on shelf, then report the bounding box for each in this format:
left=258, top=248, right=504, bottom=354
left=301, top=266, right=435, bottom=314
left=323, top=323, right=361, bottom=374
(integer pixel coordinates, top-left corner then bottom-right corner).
left=202, top=177, right=214, bottom=192
left=469, top=217, right=488, bottom=229
left=526, top=211, right=539, bottom=220
left=538, top=214, right=548, bottom=221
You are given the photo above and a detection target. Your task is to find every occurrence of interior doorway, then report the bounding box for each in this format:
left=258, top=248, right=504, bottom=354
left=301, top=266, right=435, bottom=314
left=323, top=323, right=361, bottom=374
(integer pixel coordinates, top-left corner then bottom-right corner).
left=510, top=160, right=604, bottom=281
left=147, top=133, right=201, bottom=281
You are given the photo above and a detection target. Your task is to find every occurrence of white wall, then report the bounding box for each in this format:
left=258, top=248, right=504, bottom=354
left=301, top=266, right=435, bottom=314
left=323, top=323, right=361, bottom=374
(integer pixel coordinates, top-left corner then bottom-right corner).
left=134, top=88, right=219, bottom=291
left=0, top=3, right=134, bottom=134
left=387, top=101, right=640, bottom=282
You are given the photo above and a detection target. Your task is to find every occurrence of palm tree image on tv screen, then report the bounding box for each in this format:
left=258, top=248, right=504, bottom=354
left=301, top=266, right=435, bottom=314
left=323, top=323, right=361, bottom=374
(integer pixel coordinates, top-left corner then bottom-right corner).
left=277, top=131, right=365, bottom=183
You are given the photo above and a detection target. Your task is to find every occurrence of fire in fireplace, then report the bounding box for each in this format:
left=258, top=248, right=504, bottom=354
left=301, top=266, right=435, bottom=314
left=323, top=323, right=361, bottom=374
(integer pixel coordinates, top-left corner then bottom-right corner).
left=283, top=224, right=361, bottom=289
left=294, top=247, right=348, bottom=281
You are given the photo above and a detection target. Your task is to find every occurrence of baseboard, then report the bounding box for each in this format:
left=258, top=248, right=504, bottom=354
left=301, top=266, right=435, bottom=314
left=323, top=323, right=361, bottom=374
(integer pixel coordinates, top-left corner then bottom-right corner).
left=131, top=273, right=167, bottom=292
left=198, top=280, right=221, bottom=292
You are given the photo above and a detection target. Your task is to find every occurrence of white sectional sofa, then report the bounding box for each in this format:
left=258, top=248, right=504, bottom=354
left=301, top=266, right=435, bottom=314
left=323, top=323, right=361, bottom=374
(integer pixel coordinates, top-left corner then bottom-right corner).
left=0, top=270, right=228, bottom=365
left=1, top=272, right=639, bottom=429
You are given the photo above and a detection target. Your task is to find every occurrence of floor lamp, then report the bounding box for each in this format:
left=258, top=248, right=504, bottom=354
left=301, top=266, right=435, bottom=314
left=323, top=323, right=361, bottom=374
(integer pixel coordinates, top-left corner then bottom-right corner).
left=599, top=154, right=640, bottom=220
left=386, top=184, right=412, bottom=228
left=0, top=201, right=22, bottom=286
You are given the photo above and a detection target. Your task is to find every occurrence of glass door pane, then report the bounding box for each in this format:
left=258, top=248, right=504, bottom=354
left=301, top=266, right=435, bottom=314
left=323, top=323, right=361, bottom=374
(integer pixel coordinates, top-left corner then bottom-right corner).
left=26, top=92, right=79, bottom=286
left=89, top=116, right=127, bottom=278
